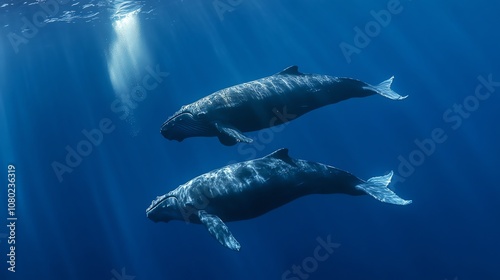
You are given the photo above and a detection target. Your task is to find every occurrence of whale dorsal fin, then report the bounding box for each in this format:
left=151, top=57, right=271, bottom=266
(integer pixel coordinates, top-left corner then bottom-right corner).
left=265, top=148, right=290, bottom=159
left=275, top=66, right=303, bottom=76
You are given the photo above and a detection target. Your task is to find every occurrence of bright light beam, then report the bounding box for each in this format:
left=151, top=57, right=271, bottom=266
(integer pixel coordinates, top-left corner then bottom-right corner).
left=107, top=6, right=150, bottom=129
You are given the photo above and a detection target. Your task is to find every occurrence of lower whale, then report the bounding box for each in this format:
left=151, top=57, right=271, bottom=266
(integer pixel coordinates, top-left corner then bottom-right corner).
left=160, top=66, right=407, bottom=146
left=146, top=148, right=412, bottom=251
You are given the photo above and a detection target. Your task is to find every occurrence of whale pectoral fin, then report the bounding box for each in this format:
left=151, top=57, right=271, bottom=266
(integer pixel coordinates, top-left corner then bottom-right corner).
left=197, top=210, right=241, bottom=251
left=214, top=122, right=253, bottom=146
left=355, top=171, right=412, bottom=205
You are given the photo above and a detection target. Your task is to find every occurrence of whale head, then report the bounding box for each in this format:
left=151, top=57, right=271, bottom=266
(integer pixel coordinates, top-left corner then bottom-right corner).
left=160, top=109, right=213, bottom=141
left=146, top=194, right=181, bottom=223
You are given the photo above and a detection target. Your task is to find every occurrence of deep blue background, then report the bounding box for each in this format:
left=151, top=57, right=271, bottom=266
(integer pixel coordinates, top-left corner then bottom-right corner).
left=1, top=0, right=499, bottom=279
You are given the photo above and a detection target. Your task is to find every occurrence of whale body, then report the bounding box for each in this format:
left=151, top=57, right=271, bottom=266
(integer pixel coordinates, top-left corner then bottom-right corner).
left=146, top=148, right=411, bottom=251
left=160, top=66, right=407, bottom=146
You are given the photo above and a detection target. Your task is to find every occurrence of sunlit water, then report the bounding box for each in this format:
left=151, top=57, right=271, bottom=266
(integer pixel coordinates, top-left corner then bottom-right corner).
left=1, top=1, right=499, bottom=279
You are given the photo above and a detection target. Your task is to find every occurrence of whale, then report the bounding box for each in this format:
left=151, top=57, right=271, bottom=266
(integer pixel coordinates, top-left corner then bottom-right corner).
left=160, top=66, right=407, bottom=146
left=146, top=148, right=412, bottom=251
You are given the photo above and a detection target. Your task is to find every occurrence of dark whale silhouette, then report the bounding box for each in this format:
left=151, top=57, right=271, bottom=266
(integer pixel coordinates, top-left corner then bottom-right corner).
left=160, top=66, right=407, bottom=146
left=146, top=148, right=412, bottom=251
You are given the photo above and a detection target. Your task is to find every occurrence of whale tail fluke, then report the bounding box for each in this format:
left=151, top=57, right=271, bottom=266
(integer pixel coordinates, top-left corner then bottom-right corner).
left=355, top=171, right=412, bottom=205
left=363, top=76, right=408, bottom=100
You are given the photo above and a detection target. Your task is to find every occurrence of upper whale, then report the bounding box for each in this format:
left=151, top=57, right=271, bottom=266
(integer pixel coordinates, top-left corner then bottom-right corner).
left=161, top=66, right=407, bottom=146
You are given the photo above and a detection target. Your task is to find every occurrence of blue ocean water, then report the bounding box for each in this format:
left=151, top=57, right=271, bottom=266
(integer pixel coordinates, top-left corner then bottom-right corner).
left=1, top=0, right=499, bottom=279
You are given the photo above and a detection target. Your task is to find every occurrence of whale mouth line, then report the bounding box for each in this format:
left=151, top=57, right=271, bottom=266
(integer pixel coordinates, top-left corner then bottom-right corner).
left=161, top=111, right=213, bottom=140
left=162, top=111, right=194, bottom=127
left=160, top=112, right=196, bottom=140
left=146, top=194, right=174, bottom=214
